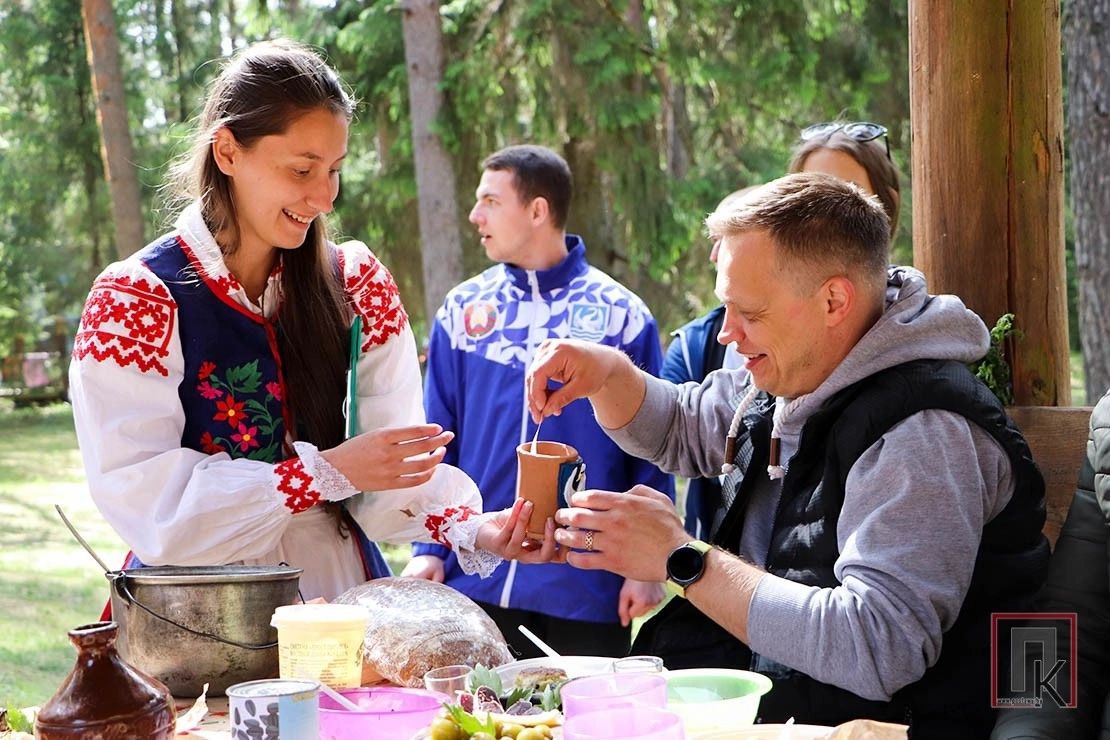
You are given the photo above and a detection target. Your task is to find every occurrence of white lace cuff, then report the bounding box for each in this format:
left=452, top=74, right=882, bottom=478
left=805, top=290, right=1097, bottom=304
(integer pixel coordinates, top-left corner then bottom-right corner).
left=292, top=441, right=359, bottom=502
left=450, top=511, right=503, bottom=578
left=423, top=507, right=503, bottom=578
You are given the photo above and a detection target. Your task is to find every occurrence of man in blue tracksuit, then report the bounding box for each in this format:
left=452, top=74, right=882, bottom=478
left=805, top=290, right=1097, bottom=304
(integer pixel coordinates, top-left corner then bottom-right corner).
left=403, top=144, right=673, bottom=658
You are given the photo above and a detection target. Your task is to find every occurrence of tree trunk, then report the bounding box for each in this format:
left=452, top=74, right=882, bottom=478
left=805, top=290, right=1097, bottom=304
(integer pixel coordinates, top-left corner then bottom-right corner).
left=226, top=0, right=239, bottom=52
left=152, top=0, right=176, bottom=124
left=663, top=78, right=691, bottom=180
left=551, top=7, right=613, bottom=272
left=1065, top=0, right=1110, bottom=401
left=170, top=0, right=189, bottom=123
left=207, top=0, right=223, bottom=63
left=81, top=0, right=145, bottom=260
left=909, top=0, right=1069, bottom=405
left=75, top=25, right=104, bottom=273
left=400, top=0, right=464, bottom=332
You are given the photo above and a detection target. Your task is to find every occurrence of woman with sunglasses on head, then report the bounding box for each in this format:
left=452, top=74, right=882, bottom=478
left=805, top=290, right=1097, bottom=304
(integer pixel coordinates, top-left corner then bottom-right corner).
left=789, top=121, right=901, bottom=238
left=69, top=40, right=554, bottom=604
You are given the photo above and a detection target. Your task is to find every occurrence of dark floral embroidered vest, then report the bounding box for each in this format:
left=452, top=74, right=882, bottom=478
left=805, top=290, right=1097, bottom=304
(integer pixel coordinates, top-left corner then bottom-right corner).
left=138, top=235, right=290, bottom=463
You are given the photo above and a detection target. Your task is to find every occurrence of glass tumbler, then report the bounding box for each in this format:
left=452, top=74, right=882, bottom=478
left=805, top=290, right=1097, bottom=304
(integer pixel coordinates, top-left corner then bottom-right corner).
left=422, top=664, right=471, bottom=698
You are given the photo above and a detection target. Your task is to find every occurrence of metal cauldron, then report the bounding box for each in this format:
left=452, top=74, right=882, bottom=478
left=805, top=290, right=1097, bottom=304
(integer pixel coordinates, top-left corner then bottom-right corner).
left=107, top=565, right=302, bottom=697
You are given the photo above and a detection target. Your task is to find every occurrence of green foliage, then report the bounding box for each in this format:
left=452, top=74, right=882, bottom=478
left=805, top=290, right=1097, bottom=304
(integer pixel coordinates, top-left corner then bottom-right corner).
left=466, top=663, right=503, bottom=696
left=538, top=681, right=561, bottom=712
left=445, top=702, right=498, bottom=736
left=4, top=705, right=33, bottom=733
left=971, top=313, right=1020, bottom=406
left=1, top=0, right=917, bottom=346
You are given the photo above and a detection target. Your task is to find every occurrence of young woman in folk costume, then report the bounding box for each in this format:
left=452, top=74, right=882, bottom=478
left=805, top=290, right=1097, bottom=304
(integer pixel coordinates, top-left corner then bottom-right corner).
left=69, top=40, right=554, bottom=603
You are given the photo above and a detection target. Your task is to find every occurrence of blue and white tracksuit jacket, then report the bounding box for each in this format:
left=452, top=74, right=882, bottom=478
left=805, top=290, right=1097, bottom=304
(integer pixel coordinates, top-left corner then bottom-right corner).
left=412, top=236, right=674, bottom=623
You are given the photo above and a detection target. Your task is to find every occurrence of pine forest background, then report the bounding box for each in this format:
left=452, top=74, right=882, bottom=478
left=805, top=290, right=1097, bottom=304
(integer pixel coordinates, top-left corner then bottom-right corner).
left=0, top=0, right=1105, bottom=400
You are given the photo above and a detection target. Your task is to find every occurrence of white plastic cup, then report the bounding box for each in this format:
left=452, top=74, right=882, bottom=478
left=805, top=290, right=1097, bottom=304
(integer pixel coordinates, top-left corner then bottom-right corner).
left=612, top=655, right=665, bottom=673
left=271, top=604, right=369, bottom=688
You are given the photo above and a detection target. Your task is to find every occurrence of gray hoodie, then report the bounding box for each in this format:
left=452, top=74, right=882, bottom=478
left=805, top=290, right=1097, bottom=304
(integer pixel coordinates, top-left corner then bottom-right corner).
left=611, top=266, right=1015, bottom=701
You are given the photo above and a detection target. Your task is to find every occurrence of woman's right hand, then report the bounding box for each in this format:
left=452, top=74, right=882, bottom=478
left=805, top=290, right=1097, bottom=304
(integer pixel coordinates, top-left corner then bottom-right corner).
left=320, top=423, right=453, bottom=492
left=400, top=554, right=446, bottom=582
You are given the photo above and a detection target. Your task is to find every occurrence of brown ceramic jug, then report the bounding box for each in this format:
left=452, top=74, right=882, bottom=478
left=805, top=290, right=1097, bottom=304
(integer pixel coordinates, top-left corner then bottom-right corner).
left=35, top=621, right=176, bottom=739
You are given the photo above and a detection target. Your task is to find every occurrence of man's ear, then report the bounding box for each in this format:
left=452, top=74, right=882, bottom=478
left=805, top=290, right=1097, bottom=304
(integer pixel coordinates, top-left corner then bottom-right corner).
left=211, top=128, right=240, bottom=177
left=530, top=196, right=551, bottom=227
left=823, top=275, right=855, bottom=327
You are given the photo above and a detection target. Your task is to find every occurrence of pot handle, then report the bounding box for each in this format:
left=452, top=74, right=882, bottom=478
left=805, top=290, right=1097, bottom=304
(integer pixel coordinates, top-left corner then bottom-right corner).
left=112, top=572, right=278, bottom=651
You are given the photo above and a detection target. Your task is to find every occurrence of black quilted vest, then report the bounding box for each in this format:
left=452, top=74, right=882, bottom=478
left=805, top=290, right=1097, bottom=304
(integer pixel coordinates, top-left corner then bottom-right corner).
left=633, top=359, right=1050, bottom=738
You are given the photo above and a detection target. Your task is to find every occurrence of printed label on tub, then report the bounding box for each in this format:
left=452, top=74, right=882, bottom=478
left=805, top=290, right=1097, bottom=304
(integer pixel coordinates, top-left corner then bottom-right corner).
left=228, top=680, right=319, bottom=740
left=279, top=637, right=364, bottom=686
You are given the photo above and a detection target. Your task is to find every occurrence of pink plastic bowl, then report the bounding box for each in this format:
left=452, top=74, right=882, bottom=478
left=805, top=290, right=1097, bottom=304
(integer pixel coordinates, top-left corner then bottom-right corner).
left=564, top=705, right=685, bottom=739
left=560, top=672, right=668, bottom=718
left=318, top=686, right=447, bottom=739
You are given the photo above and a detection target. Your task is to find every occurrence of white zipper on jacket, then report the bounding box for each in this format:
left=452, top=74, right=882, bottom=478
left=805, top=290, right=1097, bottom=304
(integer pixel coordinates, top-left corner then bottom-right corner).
left=499, top=268, right=545, bottom=608
left=671, top=327, right=693, bottom=379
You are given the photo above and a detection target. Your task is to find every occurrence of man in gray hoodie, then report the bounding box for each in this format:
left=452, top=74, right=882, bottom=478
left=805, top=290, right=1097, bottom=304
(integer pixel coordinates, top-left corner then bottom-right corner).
left=526, top=173, right=1049, bottom=736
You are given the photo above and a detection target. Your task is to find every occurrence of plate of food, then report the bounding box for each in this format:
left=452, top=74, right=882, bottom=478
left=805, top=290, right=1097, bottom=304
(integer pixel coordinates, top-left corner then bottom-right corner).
left=414, top=663, right=570, bottom=739
left=493, top=655, right=615, bottom=688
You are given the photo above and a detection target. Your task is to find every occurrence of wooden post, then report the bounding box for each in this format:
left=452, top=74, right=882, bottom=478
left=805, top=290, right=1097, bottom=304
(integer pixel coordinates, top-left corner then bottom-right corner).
left=909, top=1, right=1069, bottom=405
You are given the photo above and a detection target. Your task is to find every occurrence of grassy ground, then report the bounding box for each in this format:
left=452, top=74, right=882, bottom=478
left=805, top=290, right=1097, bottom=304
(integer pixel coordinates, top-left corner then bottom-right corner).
left=0, top=402, right=123, bottom=708
left=1070, top=350, right=1087, bottom=406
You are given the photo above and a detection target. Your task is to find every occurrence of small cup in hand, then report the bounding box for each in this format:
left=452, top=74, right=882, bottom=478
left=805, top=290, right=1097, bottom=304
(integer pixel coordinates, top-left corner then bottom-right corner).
left=515, top=441, right=585, bottom=540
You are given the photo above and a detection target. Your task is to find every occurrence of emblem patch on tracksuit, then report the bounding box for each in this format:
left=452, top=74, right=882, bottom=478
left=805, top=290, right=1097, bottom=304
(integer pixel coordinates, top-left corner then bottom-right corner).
left=463, top=301, right=498, bottom=339
left=568, top=303, right=610, bottom=342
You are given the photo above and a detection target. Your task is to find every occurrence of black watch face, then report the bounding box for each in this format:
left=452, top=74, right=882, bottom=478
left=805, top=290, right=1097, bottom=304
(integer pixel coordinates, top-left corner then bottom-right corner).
left=668, top=545, right=704, bottom=584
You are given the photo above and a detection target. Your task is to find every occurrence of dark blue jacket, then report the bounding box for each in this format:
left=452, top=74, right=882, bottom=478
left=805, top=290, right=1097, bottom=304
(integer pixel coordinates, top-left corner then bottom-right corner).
left=661, top=305, right=726, bottom=538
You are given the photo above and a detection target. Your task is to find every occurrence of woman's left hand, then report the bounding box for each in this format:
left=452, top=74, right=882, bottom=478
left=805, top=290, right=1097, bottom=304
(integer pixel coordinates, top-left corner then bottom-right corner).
left=476, top=499, right=564, bottom=564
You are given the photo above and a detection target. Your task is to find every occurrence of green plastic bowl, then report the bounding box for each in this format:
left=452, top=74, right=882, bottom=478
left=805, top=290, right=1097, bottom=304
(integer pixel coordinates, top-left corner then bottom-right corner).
left=665, top=668, right=773, bottom=732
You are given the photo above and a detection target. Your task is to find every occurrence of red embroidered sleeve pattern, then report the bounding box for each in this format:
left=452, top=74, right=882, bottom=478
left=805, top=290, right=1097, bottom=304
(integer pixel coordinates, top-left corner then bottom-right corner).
left=344, top=251, right=409, bottom=352
left=274, top=457, right=321, bottom=513
left=423, top=505, right=480, bottom=547
left=72, top=272, right=176, bottom=376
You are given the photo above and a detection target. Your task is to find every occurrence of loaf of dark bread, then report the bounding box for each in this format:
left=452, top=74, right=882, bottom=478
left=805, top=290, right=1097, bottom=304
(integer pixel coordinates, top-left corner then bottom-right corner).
left=334, top=577, right=512, bottom=687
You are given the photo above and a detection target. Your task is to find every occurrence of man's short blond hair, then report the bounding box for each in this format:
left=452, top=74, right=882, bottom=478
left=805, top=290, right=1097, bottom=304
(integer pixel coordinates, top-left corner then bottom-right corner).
left=706, top=173, right=890, bottom=296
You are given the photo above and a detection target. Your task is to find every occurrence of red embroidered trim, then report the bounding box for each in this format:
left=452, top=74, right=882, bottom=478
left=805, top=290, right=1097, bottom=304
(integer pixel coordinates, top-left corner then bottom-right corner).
left=178, top=238, right=265, bottom=326
left=275, top=457, right=320, bottom=513
left=72, top=273, right=175, bottom=376
left=422, top=505, right=480, bottom=547
left=344, top=254, right=408, bottom=351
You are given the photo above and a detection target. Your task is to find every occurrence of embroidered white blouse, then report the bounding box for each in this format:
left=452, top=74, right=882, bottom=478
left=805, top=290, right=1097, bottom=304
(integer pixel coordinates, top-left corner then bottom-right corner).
left=69, top=204, right=498, bottom=600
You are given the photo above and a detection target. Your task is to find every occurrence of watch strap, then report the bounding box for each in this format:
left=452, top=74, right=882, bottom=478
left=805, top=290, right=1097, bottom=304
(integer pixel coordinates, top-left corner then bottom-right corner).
left=665, top=540, right=712, bottom=599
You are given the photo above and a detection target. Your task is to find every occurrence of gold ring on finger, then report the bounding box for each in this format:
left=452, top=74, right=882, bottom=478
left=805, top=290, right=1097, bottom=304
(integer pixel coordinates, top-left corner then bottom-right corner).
left=584, top=530, right=595, bottom=552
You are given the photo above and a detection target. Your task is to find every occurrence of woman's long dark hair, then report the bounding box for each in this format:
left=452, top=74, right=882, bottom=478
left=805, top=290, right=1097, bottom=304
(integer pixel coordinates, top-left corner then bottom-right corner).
left=169, top=41, right=355, bottom=526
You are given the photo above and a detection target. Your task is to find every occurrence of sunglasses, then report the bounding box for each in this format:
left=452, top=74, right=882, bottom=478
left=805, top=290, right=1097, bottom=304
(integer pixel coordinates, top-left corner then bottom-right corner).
left=800, top=121, right=890, bottom=159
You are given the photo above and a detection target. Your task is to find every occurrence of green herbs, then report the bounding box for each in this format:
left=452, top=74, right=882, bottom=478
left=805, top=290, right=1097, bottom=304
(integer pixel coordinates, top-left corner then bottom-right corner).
left=538, top=682, right=561, bottom=712
left=444, top=702, right=497, bottom=736
left=466, top=664, right=503, bottom=696
left=466, top=664, right=533, bottom=708
left=3, top=705, right=33, bottom=733
left=971, top=313, right=1019, bottom=406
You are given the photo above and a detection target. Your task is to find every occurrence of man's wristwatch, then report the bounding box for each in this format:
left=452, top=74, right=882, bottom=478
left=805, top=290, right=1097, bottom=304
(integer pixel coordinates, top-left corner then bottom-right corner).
left=665, top=540, right=712, bottom=599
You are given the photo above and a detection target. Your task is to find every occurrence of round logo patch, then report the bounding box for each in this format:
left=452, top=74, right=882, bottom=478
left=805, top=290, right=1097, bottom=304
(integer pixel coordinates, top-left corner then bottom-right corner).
left=463, top=301, right=498, bottom=339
